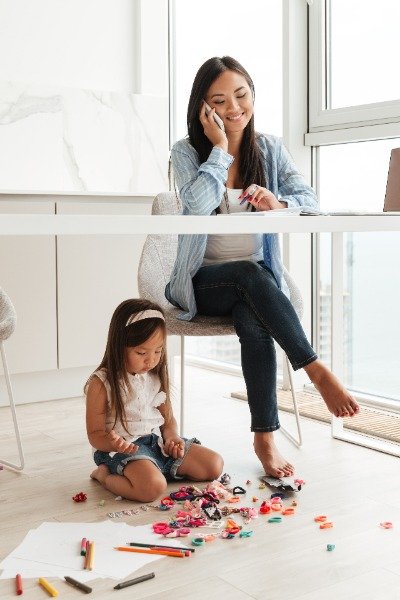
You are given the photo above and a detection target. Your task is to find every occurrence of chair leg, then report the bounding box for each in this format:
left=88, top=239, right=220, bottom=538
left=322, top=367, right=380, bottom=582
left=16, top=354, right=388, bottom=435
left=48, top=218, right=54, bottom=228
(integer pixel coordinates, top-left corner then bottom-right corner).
left=180, top=335, right=185, bottom=437
left=0, top=341, right=25, bottom=470
left=279, top=355, right=303, bottom=448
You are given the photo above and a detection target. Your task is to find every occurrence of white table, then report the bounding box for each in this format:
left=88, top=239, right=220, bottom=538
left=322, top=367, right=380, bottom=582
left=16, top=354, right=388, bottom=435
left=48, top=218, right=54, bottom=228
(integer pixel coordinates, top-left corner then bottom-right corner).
left=2, top=212, right=400, bottom=456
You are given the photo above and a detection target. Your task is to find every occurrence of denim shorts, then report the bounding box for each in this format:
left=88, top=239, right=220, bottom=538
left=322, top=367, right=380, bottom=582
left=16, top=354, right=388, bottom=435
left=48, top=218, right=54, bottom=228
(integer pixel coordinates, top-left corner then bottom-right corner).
left=93, top=433, right=200, bottom=481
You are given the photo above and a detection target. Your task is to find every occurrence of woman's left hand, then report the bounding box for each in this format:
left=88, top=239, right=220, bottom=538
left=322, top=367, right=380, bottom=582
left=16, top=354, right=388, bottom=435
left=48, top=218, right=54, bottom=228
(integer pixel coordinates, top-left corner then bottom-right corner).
left=239, top=185, right=286, bottom=211
left=163, top=435, right=185, bottom=459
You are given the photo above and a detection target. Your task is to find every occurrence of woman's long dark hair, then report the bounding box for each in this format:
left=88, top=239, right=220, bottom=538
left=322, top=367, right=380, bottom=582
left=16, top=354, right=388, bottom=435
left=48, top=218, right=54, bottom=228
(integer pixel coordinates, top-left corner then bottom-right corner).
left=187, top=56, right=266, bottom=191
left=85, top=299, right=171, bottom=436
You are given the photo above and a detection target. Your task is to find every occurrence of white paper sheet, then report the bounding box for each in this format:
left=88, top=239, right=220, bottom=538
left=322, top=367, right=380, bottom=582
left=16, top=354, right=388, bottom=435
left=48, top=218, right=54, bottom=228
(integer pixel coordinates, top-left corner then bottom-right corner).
left=0, top=521, right=180, bottom=581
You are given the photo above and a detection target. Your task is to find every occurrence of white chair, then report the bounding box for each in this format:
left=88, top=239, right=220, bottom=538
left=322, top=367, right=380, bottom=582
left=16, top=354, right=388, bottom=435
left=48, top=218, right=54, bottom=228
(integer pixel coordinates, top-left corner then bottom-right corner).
left=0, top=288, right=25, bottom=470
left=138, top=192, right=303, bottom=447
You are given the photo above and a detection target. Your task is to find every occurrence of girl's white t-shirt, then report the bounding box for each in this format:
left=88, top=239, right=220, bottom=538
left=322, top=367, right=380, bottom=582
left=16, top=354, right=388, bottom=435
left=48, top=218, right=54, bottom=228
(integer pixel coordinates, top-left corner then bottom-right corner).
left=202, top=188, right=263, bottom=266
left=92, top=368, right=165, bottom=442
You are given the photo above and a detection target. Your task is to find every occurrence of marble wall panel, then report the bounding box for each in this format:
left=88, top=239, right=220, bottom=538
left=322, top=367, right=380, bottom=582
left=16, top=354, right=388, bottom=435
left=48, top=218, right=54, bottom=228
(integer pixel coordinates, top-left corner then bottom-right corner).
left=0, top=82, right=169, bottom=193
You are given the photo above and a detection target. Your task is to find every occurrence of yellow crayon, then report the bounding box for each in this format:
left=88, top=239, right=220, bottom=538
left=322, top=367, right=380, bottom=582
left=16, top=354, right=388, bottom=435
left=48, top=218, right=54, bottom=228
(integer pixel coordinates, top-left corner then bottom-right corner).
left=38, top=577, right=59, bottom=597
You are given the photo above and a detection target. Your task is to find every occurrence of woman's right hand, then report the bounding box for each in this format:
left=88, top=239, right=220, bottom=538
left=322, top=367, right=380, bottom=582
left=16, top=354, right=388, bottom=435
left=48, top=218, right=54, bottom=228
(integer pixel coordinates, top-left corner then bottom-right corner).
left=108, top=430, right=138, bottom=454
left=199, top=102, right=228, bottom=151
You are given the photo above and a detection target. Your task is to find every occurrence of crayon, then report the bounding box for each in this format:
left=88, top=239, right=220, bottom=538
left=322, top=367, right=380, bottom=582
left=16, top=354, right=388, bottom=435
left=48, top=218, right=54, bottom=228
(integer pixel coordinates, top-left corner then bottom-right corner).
left=114, top=572, right=155, bottom=590
left=38, top=577, right=59, bottom=597
left=16, top=574, right=23, bottom=595
left=64, top=576, right=92, bottom=594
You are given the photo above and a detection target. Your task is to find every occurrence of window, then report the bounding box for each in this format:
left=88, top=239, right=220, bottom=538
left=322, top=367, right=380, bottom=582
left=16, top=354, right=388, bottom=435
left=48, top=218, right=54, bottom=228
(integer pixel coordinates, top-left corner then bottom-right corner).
left=318, top=139, right=400, bottom=401
left=309, top=0, right=400, bottom=130
left=309, top=0, right=400, bottom=405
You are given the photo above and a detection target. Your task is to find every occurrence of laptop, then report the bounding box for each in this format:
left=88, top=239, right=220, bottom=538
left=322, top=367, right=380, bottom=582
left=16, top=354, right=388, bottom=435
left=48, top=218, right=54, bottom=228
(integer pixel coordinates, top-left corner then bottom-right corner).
left=384, top=147, right=400, bottom=211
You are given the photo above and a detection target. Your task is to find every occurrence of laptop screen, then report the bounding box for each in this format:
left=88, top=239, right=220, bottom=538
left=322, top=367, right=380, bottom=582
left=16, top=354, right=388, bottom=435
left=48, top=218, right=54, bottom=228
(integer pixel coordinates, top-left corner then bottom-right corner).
left=384, top=148, right=400, bottom=211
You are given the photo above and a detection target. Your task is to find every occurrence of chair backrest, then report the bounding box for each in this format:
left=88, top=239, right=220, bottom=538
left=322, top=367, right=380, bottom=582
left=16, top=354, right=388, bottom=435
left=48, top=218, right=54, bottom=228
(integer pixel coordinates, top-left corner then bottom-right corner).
left=0, top=288, right=17, bottom=341
left=138, top=192, right=181, bottom=308
left=138, top=192, right=303, bottom=320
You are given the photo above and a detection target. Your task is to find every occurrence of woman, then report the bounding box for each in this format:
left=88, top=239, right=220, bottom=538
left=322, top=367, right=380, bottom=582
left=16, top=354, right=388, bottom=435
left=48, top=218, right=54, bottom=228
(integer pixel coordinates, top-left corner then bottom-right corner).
left=165, top=56, right=359, bottom=478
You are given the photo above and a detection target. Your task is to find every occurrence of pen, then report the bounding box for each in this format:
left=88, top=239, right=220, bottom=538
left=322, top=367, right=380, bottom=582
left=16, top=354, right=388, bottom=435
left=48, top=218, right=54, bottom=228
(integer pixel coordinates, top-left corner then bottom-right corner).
left=126, top=542, right=195, bottom=553
left=64, top=576, right=92, bottom=594
left=38, top=577, right=59, bottom=597
left=16, top=573, right=23, bottom=595
left=114, top=572, right=155, bottom=590
left=114, top=546, right=186, bottom=558
left=239, top=194, right=250, bottom=206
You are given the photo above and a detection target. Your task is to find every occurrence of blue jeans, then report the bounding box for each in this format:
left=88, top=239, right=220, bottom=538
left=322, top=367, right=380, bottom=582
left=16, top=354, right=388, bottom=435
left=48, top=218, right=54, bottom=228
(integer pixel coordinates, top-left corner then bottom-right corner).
left=191, top=260, right=317, bottom=432
left=93, top=433, right=200, bottom=480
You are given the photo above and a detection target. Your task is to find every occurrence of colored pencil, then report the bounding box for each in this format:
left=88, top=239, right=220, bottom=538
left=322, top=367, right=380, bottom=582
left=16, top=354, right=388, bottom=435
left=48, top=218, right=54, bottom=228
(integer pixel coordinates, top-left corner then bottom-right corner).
left=88, top=541, right=95, bottom=571
left=38, top=577, right=59, bottom=597
left=127, top=542, right=195, bottom=553
left=16, top=573, right=23, bottom=595
left=64, top=576, right=93, bottom=594
left=114, top=572, right=155, bottom=590
left=84, top=540, right=90, bottom=569
left=80, top=537, right=87, bottom=556
left=114, top=546, right=186, bottom=558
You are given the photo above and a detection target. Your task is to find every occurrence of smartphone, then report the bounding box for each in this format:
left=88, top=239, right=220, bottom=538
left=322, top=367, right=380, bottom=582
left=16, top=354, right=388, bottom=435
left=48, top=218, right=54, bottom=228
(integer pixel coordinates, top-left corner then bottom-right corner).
left=204, top=101, right=225, bottom=131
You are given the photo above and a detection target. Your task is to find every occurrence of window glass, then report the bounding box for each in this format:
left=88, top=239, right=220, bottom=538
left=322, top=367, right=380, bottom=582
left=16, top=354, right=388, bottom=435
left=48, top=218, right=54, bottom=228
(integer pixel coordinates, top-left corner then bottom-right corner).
left=173, top=0, right=282, bottom=142
left=173, top=0, right=282, bottom=367
left=319, top=140, right=400, bottom=400
left=329, top=0, right=400, bottom=108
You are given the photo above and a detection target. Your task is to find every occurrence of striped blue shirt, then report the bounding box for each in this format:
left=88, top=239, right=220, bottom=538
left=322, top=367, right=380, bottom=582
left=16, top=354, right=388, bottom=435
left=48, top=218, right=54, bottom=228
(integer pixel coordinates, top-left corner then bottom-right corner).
left=166, top=133, right=317, bottom=321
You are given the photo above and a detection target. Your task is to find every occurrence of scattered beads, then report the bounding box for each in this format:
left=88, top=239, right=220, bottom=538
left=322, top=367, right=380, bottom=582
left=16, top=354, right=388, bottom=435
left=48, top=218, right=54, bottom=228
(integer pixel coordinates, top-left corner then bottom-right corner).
left=268, top=516, right=282, bottom=523
left=281, top=507, right=295, bottom=516
left=239, top=530, right=253, bottom=538
left=192, top=537, right=205, bottom=546
left=379, top=521, right=393, bottom=529
left=319, top=522, right=333, bottom=529
left=72, top=492, right=87, bottom=503
left=326, top=544, right=335, bottom=551
left=314, top=515, right=327, bottom=522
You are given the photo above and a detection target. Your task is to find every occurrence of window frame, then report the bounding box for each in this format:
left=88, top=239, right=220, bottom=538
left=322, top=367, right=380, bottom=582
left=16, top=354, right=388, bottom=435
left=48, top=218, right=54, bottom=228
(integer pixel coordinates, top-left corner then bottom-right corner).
left=308, top=0, right=400, bottom=135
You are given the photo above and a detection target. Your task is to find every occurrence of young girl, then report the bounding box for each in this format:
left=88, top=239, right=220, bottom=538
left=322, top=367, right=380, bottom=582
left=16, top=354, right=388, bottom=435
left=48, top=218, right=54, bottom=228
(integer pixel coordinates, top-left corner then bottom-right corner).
left=86, top=298, right=223, bottom=502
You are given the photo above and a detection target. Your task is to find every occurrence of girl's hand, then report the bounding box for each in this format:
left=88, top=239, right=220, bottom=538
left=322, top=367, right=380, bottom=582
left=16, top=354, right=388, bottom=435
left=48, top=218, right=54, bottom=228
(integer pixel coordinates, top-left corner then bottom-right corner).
left=108, top=430, right=138, bottom=454
left=163, top=436, right=185, bottom=459
left=239, top=185, right=286, bottom=211
left=199, top=102, right=228, bottom=151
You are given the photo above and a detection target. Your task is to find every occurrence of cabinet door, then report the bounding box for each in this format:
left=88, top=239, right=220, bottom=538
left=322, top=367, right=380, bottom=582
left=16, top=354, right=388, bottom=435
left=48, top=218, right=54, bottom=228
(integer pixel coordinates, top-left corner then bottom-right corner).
left=57, top=200, right=151, bottom=369
left=0, top=201, right=57, bottom=374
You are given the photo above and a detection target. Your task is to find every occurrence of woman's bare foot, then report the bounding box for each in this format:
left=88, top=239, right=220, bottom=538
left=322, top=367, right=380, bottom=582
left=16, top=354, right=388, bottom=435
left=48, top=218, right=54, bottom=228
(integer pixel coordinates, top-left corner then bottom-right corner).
left=90, top=464, right=109, bottom=484
left=254, top=432, right=294, bottom=478
left=305, top=359, right=359, bottom=418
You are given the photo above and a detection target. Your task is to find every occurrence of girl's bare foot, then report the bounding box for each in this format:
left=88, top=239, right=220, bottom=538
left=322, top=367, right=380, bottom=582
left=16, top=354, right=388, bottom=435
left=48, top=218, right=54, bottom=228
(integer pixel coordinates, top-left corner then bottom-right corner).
left=90, top=464, right=109, bottom=484
left=305, top=359, right=360, bottom=418
left=254, top=432, right=294, bottom=478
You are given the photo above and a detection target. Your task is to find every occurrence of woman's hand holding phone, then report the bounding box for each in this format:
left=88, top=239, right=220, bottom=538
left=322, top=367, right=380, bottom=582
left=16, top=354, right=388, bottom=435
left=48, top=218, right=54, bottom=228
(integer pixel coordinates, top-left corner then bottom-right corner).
left=200, top=101, right=228, bottom=152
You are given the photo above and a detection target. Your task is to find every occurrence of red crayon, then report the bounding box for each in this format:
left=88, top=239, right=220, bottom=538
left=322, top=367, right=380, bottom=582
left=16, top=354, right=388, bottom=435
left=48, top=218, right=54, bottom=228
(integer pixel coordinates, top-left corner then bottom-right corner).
left=16, top=573, right=23, bottom=595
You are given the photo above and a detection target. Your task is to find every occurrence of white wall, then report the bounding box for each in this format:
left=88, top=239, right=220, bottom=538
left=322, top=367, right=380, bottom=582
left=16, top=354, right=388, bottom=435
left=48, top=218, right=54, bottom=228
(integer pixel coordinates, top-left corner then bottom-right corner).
left=0, top=0, right=138, bottom=91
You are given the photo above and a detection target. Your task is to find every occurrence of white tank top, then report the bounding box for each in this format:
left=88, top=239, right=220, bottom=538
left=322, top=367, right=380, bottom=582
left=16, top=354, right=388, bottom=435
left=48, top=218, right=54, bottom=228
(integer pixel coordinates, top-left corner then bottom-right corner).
left=202, top=188, right=263, bottom=266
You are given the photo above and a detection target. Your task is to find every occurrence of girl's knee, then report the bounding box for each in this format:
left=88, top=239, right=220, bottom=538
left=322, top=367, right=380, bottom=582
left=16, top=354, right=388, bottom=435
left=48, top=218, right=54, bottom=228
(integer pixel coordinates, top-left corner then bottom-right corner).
left=140, top=475, right=168, bottom=502
left=209, top=452, right=224, bottom=480
left=203, top=451, right=224, bottom=481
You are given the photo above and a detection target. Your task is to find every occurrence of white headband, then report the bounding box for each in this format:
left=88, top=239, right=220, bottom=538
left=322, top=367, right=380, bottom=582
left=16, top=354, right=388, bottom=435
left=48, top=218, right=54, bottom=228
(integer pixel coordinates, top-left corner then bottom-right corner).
left=125, top=309, right=165, bottom=327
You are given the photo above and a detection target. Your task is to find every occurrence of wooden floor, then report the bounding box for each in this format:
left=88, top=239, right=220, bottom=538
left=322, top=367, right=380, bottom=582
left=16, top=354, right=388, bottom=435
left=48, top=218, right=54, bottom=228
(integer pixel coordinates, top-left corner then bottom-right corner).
left=1, top=366, right=400, bottom=600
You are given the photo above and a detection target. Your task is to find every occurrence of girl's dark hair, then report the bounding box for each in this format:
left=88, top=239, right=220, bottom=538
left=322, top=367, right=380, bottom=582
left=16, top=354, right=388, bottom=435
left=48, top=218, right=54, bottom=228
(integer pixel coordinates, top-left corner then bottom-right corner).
left=187, top=56, right=266, bottom=191
left=86, top=298, right=171, bottom=436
